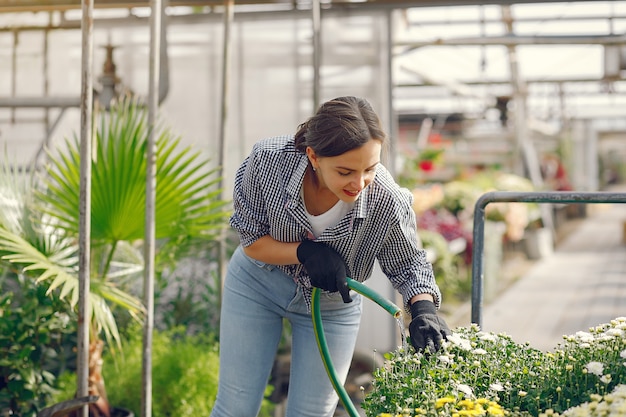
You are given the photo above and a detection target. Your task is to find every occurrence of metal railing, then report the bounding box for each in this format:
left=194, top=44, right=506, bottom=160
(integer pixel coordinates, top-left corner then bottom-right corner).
left=471, top=191, right=626, bottom=327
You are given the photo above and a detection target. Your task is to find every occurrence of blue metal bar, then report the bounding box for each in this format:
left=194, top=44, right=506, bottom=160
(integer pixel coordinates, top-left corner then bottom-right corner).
left=471, top=191, right=626, bottom=327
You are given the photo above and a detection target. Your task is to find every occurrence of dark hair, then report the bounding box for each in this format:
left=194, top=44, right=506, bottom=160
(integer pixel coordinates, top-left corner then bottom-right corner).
left=294, top=96, right=387, bottom=157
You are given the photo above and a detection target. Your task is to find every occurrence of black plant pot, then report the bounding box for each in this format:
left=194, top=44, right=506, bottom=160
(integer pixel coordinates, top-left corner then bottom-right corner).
left=111, top=407, right=134, bottom=417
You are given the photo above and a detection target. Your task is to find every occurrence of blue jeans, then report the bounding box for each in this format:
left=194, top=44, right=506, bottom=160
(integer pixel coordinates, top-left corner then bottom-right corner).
left=209, top=246, right=362, bottom=417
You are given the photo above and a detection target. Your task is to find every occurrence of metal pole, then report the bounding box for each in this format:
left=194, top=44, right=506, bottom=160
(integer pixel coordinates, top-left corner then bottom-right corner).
left=394, top=33, right=626, bottom=49
left=470, top=201, right=487, bottom=327
left=312, top=0, right=321, bottom=110
left=43, top=26, right=50, bottom=144
left=77, top=1, right=93, bottom=416
left=142, top=0, right=161, bottom=416
left=385, top=9, right=396, bottom=176
left=501, top=5, right=554, bottom=235
left=384, top=8, right=401, bottom=348
left=217, top=0, right=233, bottom=181
left=11, top=30, right=17, bottom=123
left=215, top=0, right=234, bottom=294
left=0, top=96, right=81, bottom=107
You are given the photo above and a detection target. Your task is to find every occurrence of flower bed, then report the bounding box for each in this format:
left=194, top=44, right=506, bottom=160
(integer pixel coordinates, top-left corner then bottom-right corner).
left=361, top=318, right=626, bottom=417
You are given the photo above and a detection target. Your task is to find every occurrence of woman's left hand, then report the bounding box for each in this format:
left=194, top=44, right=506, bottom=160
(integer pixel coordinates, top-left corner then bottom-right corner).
left=408, top=300, right=451, bottom=353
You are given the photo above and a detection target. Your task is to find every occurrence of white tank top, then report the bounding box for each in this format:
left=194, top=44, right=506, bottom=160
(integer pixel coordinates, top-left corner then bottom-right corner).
left=304, top=196, right=354, bottom=238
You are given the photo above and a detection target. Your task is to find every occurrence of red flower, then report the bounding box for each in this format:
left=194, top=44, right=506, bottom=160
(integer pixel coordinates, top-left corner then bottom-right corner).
left=419, top=160, right=434, bottom=171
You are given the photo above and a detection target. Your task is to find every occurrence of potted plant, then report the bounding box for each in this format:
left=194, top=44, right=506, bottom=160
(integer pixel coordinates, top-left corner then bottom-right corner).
left=416, top=148, right=444, bottom=172
left=0, top=97, right=230, bottom=417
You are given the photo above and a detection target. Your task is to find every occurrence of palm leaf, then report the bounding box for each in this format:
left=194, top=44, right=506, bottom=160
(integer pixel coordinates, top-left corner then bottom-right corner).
left=41, top=97, right=230, bottom=245
left=0, top=227, right=144, bottom=348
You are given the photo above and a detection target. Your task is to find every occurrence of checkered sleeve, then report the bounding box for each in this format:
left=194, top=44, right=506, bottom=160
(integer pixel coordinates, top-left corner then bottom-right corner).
left=376, top=185, right=442, bottom=310
left=229, top=143, right=270, bottom=247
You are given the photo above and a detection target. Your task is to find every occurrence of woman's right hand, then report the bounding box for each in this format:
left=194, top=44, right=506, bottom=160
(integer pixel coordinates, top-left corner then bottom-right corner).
left=296, top=240, right=352, bottom=303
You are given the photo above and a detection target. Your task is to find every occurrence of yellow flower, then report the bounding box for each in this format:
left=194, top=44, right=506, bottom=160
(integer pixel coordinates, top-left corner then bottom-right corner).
left=486, top=405, right=505, bottom=416
left=436, top=396, right=456, bottom=408
left=457, top=410, right=482, bottom=416
left=458, top=399, right=475, bottom=409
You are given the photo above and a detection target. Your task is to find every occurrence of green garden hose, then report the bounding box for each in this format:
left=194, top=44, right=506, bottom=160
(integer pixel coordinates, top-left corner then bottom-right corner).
left=311, top=277, right=402, bottom=417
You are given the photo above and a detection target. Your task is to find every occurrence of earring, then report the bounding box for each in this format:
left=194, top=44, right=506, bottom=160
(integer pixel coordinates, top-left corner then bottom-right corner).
left=312, top=166, right=317, bottom=172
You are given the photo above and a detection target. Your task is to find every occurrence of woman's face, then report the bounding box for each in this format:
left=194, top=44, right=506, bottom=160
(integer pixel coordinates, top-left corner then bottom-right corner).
left=307, top=139, right=382, bottom=203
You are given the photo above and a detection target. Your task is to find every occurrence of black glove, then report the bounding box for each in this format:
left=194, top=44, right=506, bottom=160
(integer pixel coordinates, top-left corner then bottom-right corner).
left=409, top=300, right=451, bottom=353
left=297, top=240, right=352, bottom=303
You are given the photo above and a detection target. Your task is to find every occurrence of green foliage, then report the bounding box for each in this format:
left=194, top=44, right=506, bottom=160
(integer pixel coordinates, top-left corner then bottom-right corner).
left=362, top=319, right=626, bottom=417
left=105, top=327, right=220, bottom=416
left=440, top=180, right=483, bottom=216
left=153, top=231, right=239, bottom=338
left=438, top=171, right=539, bottom=242
left=155, top=267, right=222, bottom=336
left=53, top=327, right=219, bottom=416
left=417, top=230, right=468, bottom=304
left=53, top=326, right=275, bottom=417
left=0, top=273, right=76, bottom=416
left=0, top=97, right=232, bottom=413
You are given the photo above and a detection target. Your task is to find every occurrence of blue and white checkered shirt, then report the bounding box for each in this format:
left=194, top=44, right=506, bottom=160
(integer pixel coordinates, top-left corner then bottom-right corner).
left=230, top=135, right=442, bottom=311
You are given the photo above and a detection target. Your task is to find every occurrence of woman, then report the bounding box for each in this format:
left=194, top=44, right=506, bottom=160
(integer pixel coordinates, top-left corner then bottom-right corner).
left=210, top=96, right=450, bottom=417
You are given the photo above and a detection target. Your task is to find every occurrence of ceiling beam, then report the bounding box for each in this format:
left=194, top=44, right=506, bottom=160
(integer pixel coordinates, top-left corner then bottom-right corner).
left=396, top=34, right=626, bottom=49
left=0, top=0, right=607, bottom=13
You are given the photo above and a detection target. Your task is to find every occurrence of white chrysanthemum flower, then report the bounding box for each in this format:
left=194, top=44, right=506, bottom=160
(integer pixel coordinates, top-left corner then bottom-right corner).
left=438, top=355, right=452, bottom=364
left=456, top=383, right=474, bottom=398
left=620, top=349, right=626, bottom=359
left=447, top=333, right=472, bottom=351
left=586, top=361, right=605, bottom=376
left=472, top=348, right=487, bottom=355
left=600, top=374, right=612, bottom=384
left=606, top=328, right=624, bottom=337
left=489, top=383, right=504, bottom=392
left=478, top=332, right=498, bottom=343
left=575, top=331, right=594, bottom=343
